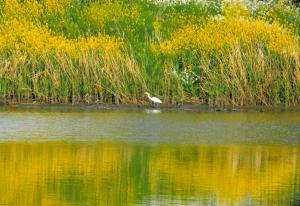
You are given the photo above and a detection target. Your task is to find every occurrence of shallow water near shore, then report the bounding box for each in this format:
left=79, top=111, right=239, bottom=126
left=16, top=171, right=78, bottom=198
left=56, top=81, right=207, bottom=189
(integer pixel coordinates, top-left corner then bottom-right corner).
left=0, top=106, right=299, bottom=205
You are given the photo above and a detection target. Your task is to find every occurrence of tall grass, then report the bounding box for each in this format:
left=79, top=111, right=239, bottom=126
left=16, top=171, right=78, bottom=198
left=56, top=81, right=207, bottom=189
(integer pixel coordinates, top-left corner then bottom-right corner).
left=0, top=0, right=299, bottom=105
left=155, top=18, right=300, bottom=105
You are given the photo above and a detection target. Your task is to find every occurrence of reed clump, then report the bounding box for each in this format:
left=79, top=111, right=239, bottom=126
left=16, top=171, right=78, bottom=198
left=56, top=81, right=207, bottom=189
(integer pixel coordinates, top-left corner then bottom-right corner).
left=0, top=0, right=299, bottom=105
left=155, top=18, right=300, bottom=105
left=0, top=18, right=145, bottom=104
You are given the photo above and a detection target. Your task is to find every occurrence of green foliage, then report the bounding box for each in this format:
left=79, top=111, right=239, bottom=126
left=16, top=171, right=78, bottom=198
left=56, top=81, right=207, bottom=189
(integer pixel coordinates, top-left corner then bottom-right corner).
left=251, top=0, right=300, bottom=35
left=0, top=0, right=299, bottom=106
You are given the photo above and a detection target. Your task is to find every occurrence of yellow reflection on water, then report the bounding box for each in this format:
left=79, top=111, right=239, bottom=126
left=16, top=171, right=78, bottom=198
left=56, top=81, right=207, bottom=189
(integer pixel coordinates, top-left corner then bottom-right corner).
left=0, top=142, right=299, bottom=205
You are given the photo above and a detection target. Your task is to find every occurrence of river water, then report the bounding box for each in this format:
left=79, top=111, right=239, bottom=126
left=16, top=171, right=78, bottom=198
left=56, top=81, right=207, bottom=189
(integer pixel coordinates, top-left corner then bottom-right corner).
left=0, top=106, right=299, bottom=205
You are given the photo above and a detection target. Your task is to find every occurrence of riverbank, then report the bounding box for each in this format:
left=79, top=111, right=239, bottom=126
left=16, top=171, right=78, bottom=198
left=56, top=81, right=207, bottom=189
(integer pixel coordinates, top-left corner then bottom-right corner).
left=1, top=102, right=300, bottom=113
left=0, top=0, right=299, bottom=106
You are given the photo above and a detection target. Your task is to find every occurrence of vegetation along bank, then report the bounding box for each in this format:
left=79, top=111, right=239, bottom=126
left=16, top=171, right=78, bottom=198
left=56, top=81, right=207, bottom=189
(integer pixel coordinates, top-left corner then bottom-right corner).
left=0, top=0, right=299, bottom=106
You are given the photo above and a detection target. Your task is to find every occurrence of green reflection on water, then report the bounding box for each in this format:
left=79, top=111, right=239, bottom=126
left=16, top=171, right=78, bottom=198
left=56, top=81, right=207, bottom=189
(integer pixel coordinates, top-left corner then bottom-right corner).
left=0, top=142, right=299, bottom=205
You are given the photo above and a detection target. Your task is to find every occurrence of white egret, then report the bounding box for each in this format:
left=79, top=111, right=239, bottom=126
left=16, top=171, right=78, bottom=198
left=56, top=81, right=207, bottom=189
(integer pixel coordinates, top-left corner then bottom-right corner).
left=144, top=92, right=162, bottom=105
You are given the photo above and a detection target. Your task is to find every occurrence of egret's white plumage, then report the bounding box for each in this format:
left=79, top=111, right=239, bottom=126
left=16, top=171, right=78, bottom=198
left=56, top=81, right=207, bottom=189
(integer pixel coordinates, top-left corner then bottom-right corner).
left=144, top=92, right=162, bottom=104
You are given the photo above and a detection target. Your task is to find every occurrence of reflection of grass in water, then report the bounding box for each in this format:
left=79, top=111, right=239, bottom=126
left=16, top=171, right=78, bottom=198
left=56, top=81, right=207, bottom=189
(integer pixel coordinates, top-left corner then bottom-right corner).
left=0, top=142, right=298, bottom=205
left=59, top=174, right=85, bottom=202
left=291, top=163, right=300, bottom=205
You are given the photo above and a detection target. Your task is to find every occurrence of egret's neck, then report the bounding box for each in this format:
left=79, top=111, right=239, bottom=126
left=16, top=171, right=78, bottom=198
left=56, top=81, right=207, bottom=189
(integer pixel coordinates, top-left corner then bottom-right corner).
left=146, top=93, right=151, bottom=99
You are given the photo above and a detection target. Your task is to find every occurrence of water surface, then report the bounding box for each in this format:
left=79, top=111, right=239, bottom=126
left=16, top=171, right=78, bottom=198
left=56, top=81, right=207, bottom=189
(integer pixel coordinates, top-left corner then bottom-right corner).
left=0, top=107, right=299, bottom=205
